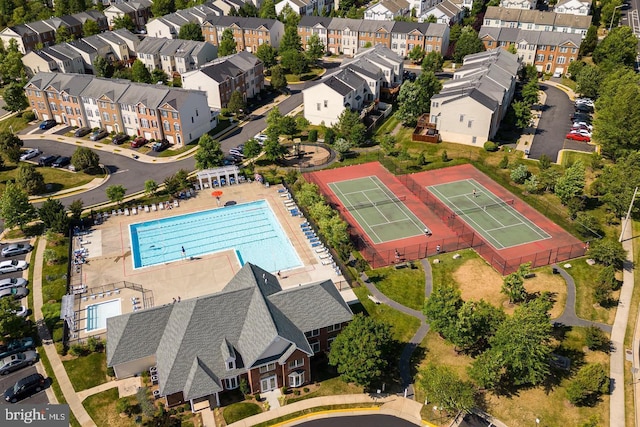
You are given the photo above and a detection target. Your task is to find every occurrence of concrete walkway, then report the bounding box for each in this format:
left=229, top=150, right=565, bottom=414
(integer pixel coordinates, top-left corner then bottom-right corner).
left=32, top=237, right=97, bottom=427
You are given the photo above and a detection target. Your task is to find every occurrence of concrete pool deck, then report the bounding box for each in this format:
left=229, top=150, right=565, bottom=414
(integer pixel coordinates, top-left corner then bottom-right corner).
left=69, top=181, right=347, bottom=341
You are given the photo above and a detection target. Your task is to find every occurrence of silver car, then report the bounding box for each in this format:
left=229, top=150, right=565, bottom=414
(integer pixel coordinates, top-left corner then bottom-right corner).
left=1, top=244, right=33, bottom=257
left=0, top=351, right=38, bottom=375
left=0, top=287, right=28, bottom=300
left=0, top=260, right=28, bottom=274
left=0, top=278, right=27, bottom=291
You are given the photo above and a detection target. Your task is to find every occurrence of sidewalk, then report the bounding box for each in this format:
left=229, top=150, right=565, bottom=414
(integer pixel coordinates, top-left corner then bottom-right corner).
left=32, top=237, right=97, bottom=427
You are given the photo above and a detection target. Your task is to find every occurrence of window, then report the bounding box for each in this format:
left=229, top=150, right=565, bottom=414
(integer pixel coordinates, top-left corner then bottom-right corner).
left=557, top=57, right=566, bottom=64
left=50, top=103, right=57, bottom=111
left=224, top=376, right=239, bottom=389
left=305, top=329, right=319, bottom=338
left=316, top=103, right=321, bottom=111
left=548, top=55, right=554, bottom=61
left=310, top=341, right=320, bottom=353
left=227, top=361, right=235, bottom=370
left=149, top=110, right=156, bottom=116
left=327, top=323, right=341, bottom=332
left=288, top=359, right=304, bottom=369
left=102, top=112, right=110, bottom=122
left=99, top=101, right=107, bottom=108
left=172, top=112, right=179, bottom=119
left=559, top=47, right=568, bottom=53
left=536, top=54, right=544, bottom=62
left=468, top=120, right=472, bottom=128
left=288, top=371, right=304, bottom=388
left=550, top=46, right=556, bottom=51
left=259, top=363, right=276, bottom=373
left=328, top=337, right=335, bottom=349
left=141, top=118, right=150, bottom=128
left=161, top=110, right=168, bottom=117
left=323, top=100, right=328, bottom=107
left=459, top=114, right=464, bottom=122
left=472, top=136, right=477, bottom=144
left=163, top=121, right=170, bottom=131
left=195, top=109, right=199, bottom=117
left=174, top=123, right=181, bottom=131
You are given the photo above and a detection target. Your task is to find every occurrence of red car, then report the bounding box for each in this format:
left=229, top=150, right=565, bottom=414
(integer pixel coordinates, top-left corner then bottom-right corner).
left=566, top=132, right=591, bottom=142
left=131, top=137, right=148, bottom=148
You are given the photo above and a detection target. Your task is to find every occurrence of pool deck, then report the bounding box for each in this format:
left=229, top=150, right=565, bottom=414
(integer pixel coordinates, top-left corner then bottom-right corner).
left=69, top=182, right=346, bottom=341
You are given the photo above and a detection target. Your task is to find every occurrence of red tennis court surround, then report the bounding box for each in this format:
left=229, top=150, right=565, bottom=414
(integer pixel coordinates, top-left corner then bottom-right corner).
left=305, top=162, right=586, bottom=274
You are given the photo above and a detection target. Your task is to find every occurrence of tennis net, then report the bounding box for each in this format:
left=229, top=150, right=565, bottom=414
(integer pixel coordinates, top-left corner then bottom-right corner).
left=344, top=195, right=407, bottom=211
left=452, top=199, right=515, bottom=216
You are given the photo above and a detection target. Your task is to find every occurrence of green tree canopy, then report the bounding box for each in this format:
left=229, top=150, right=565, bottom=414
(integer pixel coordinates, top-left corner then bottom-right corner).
left=593, top=152, right=640, bottom=216
left=178, top=22, right=204, bottom=41
left=576, top=65, right=602, bottom=99
left=328, top=314, right=394, bottom=388
left=0, top=181, right=36, bottom=231
left=93, top=56, right=114, bottom=78
left=82, top=19, right=100, bottom=37
left=593, top=26, right=637, bottom=69
left=334, top=109, right=366, bottom=147
left=408, top=45, right=425, bottom=63
left=55, top=26, right=74, bottom=44
left=227, top=90, right=246, bottom=115
left=424, top=284, right=463, bottom=341
left=521, top=80, right=539, bottom=106
left=259, top=0, right=277, bottom=19
left=579, top=25, right=598, bottom=57
left=554, top=160, right=585, bottom=205
left=0, top=297, right=27, bottom=339
left=417, top=363, right=476, bottom=414
left=0, top=131, right=23, bottom=163
left=588, top=238, right=626, bottom=269
left=71, top=147, right=100, bottom=172
left=131, top=59, right=152, bottom=83
left=280, top=25, right=303, bottom=52
left=449, top=299, right=505, bottom=354
left=243, top=138, right=261, bottom=159
left=255, top=43, right=277, bottom=69
left=151, top=68, right=168, bottom=85
left=421, top=50, right=443, bottom=73
left=218, top=28, right=237, bottom=56
left=194, top=134, right=223, bottom=169
left=333, top=137, right=352, bottom=161
left=238, top=2, right=258, bottom=17
left=566, top=363, right=609, bottom=406
left=144, top=180, right=158, bottom=197
left=396, top=71, right=442, bottom=127
left=112, top=14, right=135, bottom=32
left=3, top=82, right=28, bottom=112
left=16, top=163, right=44, bottom=195
left=453, top=26, right=484, bottom=63
left=280, top=49, right=307, bottom=76
left=38, top=198, right=69, bottom=233
left=152, top=0, right=176, bottom=17
left=106, top=185, right=126, bottom=205
left=511, top=100, right=532, bottom=129
left=269, top=65, right=287, bottom=91
left=305, top=33, right=325, bottom=64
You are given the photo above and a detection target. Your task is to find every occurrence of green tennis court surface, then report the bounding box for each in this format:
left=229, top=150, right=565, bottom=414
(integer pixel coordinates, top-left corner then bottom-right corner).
left=428, top=179, right=551, bottom=249
left=329, top=176, right=427, bottom=244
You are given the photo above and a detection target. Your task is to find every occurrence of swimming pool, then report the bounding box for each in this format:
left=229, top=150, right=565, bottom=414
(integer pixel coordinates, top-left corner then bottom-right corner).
left=129, top=200, right=302, bottom=272
left=86, top=299, right=122, bottom=332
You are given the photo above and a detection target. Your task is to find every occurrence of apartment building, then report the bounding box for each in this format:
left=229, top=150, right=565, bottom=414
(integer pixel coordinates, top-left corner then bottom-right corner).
left=201, top=16, right=285, bottom=52
left=145, top=3, right=221, bottom=39
left=482, top=6, right=592, bottom=36
left=181, top=51, right=264, bottom=110
left=389, top=21, right=449, bottom=57
left=351, top=44, right=404, bottom=87
left=136, top=38, right=218, bottom=75
left=25, top=72, right=213, bottom=147
left=303, top=67, right=368, bottom=125
left=275, top=0, right=334, bottom=16
left=104, top=0, right=153, bottom=30
left=420, top=0, right=465, bottom=25
left=364, top=0, right=410, bottom=20
left=554, top=0, right=592, bottom=15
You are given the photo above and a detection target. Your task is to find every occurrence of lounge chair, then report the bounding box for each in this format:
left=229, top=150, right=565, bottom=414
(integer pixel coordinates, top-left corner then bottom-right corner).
left=138, top=205, right=143, bottom=213
left=321, top=259, right=335, bottom=266
left=151, top=204, right=157, bottom=211
left=319, top=253, right=332, bottom=260
left=112, top=209, right=117, bottom=216
left=118, top=209, right=124, bottom=215
left=311, top=241, right=322, bottom=247
left=314, top=247, right=327, bottom=253
left=300, top=222, right=309, bottom=227
left=287, top=205, right=298, bottom=211
left=124, top=208, right=130, bottom=216
left=132, top=207, right=137, bottom=215
left=305, top=232, right=316, bottom=238
left=280, top=193, right=290, bottom=198
left=159, top=202, right=165, bottom=210
left=290, top=210, right=300, bottom=216
left=144, top=205, right=150, bottom=213
left=173, top=200, right=179, bottom=208
left=309, top=237, right=319, bottom=243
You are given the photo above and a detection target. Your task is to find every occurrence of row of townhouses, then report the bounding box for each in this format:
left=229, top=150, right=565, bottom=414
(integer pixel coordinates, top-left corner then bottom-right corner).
left=25, top=72, right=214, bottom=147
left=499, top=0, right=591, bottom=15
left=482, top=6, right=592, bottom=35
left=364, top=0, right=410, bottom=21
left=303, top=45, right=403, bottom=126
left=419, top=0, right=471, bottom=25
left=201, top=16, right=284, bottom=52
left=275, top=0, right=335, bottom=16
left=0, top=10, right=109, bottom=54
left=103, top=0, right=153, bottom=30
left=136, top=38, right=219, bottom=75
left=429, top=48, right=520, bottom=146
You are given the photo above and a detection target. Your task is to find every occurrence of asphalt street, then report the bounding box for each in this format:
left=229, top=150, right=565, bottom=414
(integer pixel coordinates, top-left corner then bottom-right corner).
left=293, top=415, right=419, bottom=427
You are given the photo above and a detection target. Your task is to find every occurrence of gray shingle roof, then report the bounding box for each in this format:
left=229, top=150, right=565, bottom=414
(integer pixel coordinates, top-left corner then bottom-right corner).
left=299, top=16, right=333, bottom=28
left=324, top=75, right=356, bottom=96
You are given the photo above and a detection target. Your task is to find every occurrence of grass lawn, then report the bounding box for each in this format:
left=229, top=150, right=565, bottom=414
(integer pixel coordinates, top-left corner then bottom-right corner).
left=559, top=150, right=594, bottom=168
left=365, top=264, right=425, bottom=310
left=565, top=258, right=617, bottom=324
left=0, top=114, right=30, bottom=134
left=353, top=286, right=421, bottom=344
left=83, top=388, right=133, bottom=427
left=252, top=403, right=380, bottom=427
left=223, top=402, right=262, bottom=424
left=0, top=163, right=98, bottom=194
left=285, top=377, right=364, bottom=405
left=157, top=143, right=195, bottom=158
left=63, top=352, right=108, bottom=392
left=624, top=220, right=640, bottom=427
left=284, top=67, right=324, bottom=83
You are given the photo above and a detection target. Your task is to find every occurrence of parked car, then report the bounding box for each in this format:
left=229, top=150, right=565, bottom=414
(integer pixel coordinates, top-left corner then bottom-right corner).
left=229, top=149, right=244, bottom=158
left=51, top=156, right=70, bottom=168
left=74, top=127, right=91, bottom=137
left=575, top=104, right=593, bottom=113
left=112, top=133, right=128, bottom=145
left=571, top=113, right=591, bottom=123
left=0, top=338, right=35, bottom=360
left=2, top=243, right=33, bottom=257
left=38, top=120, right=56, bottom=130
left=0, top=350, right=38, bottom=375
left=570, top=129, right=592, bottom=138
left=236, top=144, right=245, bottom=152
left=0, top=278, right=27, bottom=291
left=254, top=133, right=267, bottom=145
left=152, top=139, right=171, bottom=152
left=131, top=137, right=148, bottom=148
left=89, top=129, right=109, bottom=141
left=0, top=287, right=28, bottom=300
left=222, top=156, right=239, bottom=166
left=0, top=260, right=28, bottom=274
left=566, top=132, right=591, bottom=142
left=11, top=306, right=27, bottom=318
left=572, top=122, right=593, bottom=131
left=575, top=98, right=594, bottom=107
left=552, top=70, right=562, bottom=78
left=38, top=155, right=57, bottom=167
left=4, top=373, right=45, bottom=403
left=19, top=149, right=41, bottom=161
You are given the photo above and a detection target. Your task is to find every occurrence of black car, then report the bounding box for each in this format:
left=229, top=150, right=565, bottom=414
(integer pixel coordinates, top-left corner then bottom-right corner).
left=52, top=156, right=70, bottom=168
left=38, top=120, right=56, bottom=130
left=112, top=133, right=128, bottom=145
left=74, top=127, right=91, bottom=137
left=152, top=139, right=171, bottom=152
left=4, top=373, right=45, bottom=403
left=38, top=155, right=57, bottom=167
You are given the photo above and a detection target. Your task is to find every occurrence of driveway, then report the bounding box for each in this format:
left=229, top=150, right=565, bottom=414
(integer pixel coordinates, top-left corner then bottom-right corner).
left=0, top=365, right=50, bottom=406
left=528, top=83, right=574, bottom=162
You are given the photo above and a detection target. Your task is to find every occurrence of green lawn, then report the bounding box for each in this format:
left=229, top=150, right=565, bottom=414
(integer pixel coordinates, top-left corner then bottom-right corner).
left=223, top=402, right=262, bottom=424
left=285, top=377, right=363, bottom=405
left=365, top=264, right=425, bottom=310
left=565, top=258, right=617, bottom=324
left=284, top=67, right=324, bottom=83
left=0, top=162, right=100, bottom=194
left=0, top=114, right=30, bottom=134
left=63, top=352, right=108, bottom=392
left=83, top=388, right=133, bottom=427
left=560, top=150, right=594, bottom=168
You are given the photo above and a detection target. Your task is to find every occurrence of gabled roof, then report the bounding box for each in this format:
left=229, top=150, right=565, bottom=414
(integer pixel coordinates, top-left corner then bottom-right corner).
left=342, top=59, right=384, bottom=80
left=354, top=44, right=404, bottom=66
left=298, top=16, right=333, bottom=28
left=358, top=20, right=395, bottom=33
left=327, top=17, right=364, bottom=31
left=204, top=15, right=280, bottom=30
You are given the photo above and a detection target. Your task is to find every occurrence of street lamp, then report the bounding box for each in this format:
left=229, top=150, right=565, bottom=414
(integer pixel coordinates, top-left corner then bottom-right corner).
left=609, top=4, right=624, bottom=32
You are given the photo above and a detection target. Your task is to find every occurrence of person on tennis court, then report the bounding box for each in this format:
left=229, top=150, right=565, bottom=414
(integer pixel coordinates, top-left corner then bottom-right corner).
left=473, top=189, right=478, bottom=198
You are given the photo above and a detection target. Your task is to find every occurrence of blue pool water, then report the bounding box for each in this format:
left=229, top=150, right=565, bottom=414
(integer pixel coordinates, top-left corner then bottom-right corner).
left=129, top=200, right=302, bottom=272
left=86, top=299, right=121, bottom=332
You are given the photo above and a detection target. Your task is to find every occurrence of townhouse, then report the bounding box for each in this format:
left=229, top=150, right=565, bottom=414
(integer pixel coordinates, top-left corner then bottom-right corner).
left=25, top=72, right=213, bottom=147
left=201, top=16, right=285, bottom=52
left=297, top=17, right=449, bottom=58
left=145, top=3, right=221, bottom=39
left=554, top=0, right=592, bottom=15
left=104, top=0, right=153, bottom=30
left=0, top=11, right=108, bottom=54
left=351, top=44, right=404, bottom=88
left=136, top=38, right=218, bottom=75
left=107, top=263, right=353, bottom=409
left=420, top=0, right=465, bottom=25
left=22, top=45, right=86, bottom=75
left=275, top=0, right=334, bottom=16
left=364, top=0, right=410, bottom=21
left=429, top=49, right=520, bottom=146
left=482, top=6, right=592, bottom=36
left=499, top=0, right=536, bottom=9
left=479, top=27, right=582, bottom=74
left=181, top=51, right=264, bottom=110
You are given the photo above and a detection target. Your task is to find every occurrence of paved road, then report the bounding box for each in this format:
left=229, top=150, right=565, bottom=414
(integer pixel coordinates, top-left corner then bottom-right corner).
left=0, top=365, right=49, bottom=405
left=528, top=83, right=575, bottom=162
left=292, top=415, right=418, bottom=427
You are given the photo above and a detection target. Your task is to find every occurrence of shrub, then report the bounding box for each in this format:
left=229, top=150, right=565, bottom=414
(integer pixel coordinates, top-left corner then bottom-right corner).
left=52, top=327, right=64, bottom=343
left=524, top=174, right=541, bottom=194
left=254, top=393, right=261, bottom=401
left=566, top=364, right=609, bottom=406
left=593, top=281, right=611, bottom=305
left=597, top=265, right=617, bottom=288
left=441, top=150, right=449, bottom=162
left=43, top=249, right=61, bottom=265
left=87, top=336, right=103, bottom=353
left=116, top=398, right=131, bottom=415
left=539, top=154, right=551, bottom=170
left=483, top=141, right=498, bottom=152
left=308, top=129, right=318, bottom=142
left=23, top=111, right=36, bottom=121
left=68, top=344, right=86, bottom=357
left=303, top=387, right=310, bottom=393
left=55, top=342, right=66, bottom=355
left=281, top=386, right=289, bottom=395
left=585, top=326, right=610, bottom=352
left=136, top=387, right=155, bottom=417
left=293, top=389, right=301, bottom=396
left=510, top=164, right=530, bottom=184
left=107, top=366, right=115, bottom=377
left=498, top=155, right=509, bottom=169
left=324, top=128, right=335, bottom=144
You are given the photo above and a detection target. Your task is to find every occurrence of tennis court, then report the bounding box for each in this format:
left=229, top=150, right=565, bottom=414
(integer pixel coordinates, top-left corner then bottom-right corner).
left=427, top=178, right=551, bottom=249
left=329, top=176, right=428, bottom=244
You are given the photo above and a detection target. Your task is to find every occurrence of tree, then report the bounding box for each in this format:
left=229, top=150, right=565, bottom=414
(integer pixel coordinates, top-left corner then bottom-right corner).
left=567, top=60, right=586, bottom=81
left=585, top=325, right=611, bottom=352
left=0, top=40, right=26, bottom=82
left=588, top=239, right=626, bottom=269
left=576, top=65, right=602, bottom=99
left=151, top=69, right=168, bottom=85
left=305, top=33, right=325, bottom=65
left=511, top=100, right=532, bottom=129
left=259, top=0, right=277, bottom=19
left=566, top=364, right=609, bottom=406
left=151, top=0, right=175, bottom=17
left=131, top=60, right=152, bottom=83
left=227, top=90, right=246, bottom=116
left=93, top=56, right=114, bottom=78
left=333, top=137, right=352, bottom=161
left=106, top=185, right=126, bottom=205
left=423, top=285, right=463, bottom=341
left=593, top=26, right=637, bottom=69
left=262, top=133, right=286, bottom=161
left=0, top=131, right=23, bottom=163
left=144, top=180, right=158, bottom=197
left=0, top=182, right=36, bottom=231
left=554, top=160, right=585, bottom=205
left=601, top=0, right=624, bottom=33
left=449, top=300, right=505, bottom=354
left=579, top=25, right=598, bottom=57
left=396, top=71, right=442, bottom=127
left=521, top=80, right=539, bottom=106
left=453, top=26, right=484, bottom=63
left=243, top=138, right=261, bottom=159
left=594, top=152, right=640, bottom=216
left=194, top=134, right=223, bottom=169
left=218, top=28, right=237, bottom=56
left=417, top=363, right=476, bottom=414
left=255, top=43, right=277, bottom=69
left=328, top=314, right=394, bottom=388
left=112, top=14, right=135, bottom=32
left=82, top=19, right=100, bottom=37
left=501, top=271, right=527, bottom=304
left=269, top=65, right=287, bottom=91
left=280, top=49, right=307, bottom=76
left=178, top=22, right=204, bottom=41
left=0, top=297, right=26, bottom=339
left=16, top=164, right=44, bottom=195
left=421, top=50, right=443, bottom=73
left=164, top=171, right=189, bottom=196
left=55, top=26, right=74, bottom=44
left=71, top=147, right=100, bottom=172
left=38, top=198, right=69, bottom=233
left=279, top=115, right=298, bottom=140
left=279, top=4, right=300, bottom=27
left=408, top=45, right=425, bottom=64
left=69, top=199, right=83, bottom=222
left=3, top=82, right=28, bottom=112
left=280, top=25, right=303, bottom=53
left=334, top=109, right=366, bottom=147
left=239, top=2, right=259, bottom=17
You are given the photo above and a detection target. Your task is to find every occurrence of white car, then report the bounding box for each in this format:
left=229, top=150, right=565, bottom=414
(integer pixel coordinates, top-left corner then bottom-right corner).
left=572, top=122, right=593, bottom=131
left=12, top=306, right=27, bottom=317
left=575, top=98, right=594, bottom=108
left=570, top=129, right=592, bottom=138
left=19, top=149, right=41, bottom=161
left=254, top=134, right=267, bottom=145
left=0, top=278, right=27, bottom=291
left=0, top=260, right=28, bottom=274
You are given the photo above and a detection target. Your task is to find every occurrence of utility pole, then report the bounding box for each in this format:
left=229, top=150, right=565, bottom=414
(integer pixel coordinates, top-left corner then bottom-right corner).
left=620, top=186, right=638, bottom=242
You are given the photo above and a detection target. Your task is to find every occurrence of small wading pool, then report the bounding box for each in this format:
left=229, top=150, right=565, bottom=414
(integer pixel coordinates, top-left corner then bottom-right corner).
left=86, top=299, right=121, bottom=332
left=129, top=200, right=302, bottom=272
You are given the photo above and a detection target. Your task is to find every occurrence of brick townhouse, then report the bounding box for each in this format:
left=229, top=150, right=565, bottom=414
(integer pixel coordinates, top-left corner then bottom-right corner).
left=201, top=16, right=285, bottom=52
